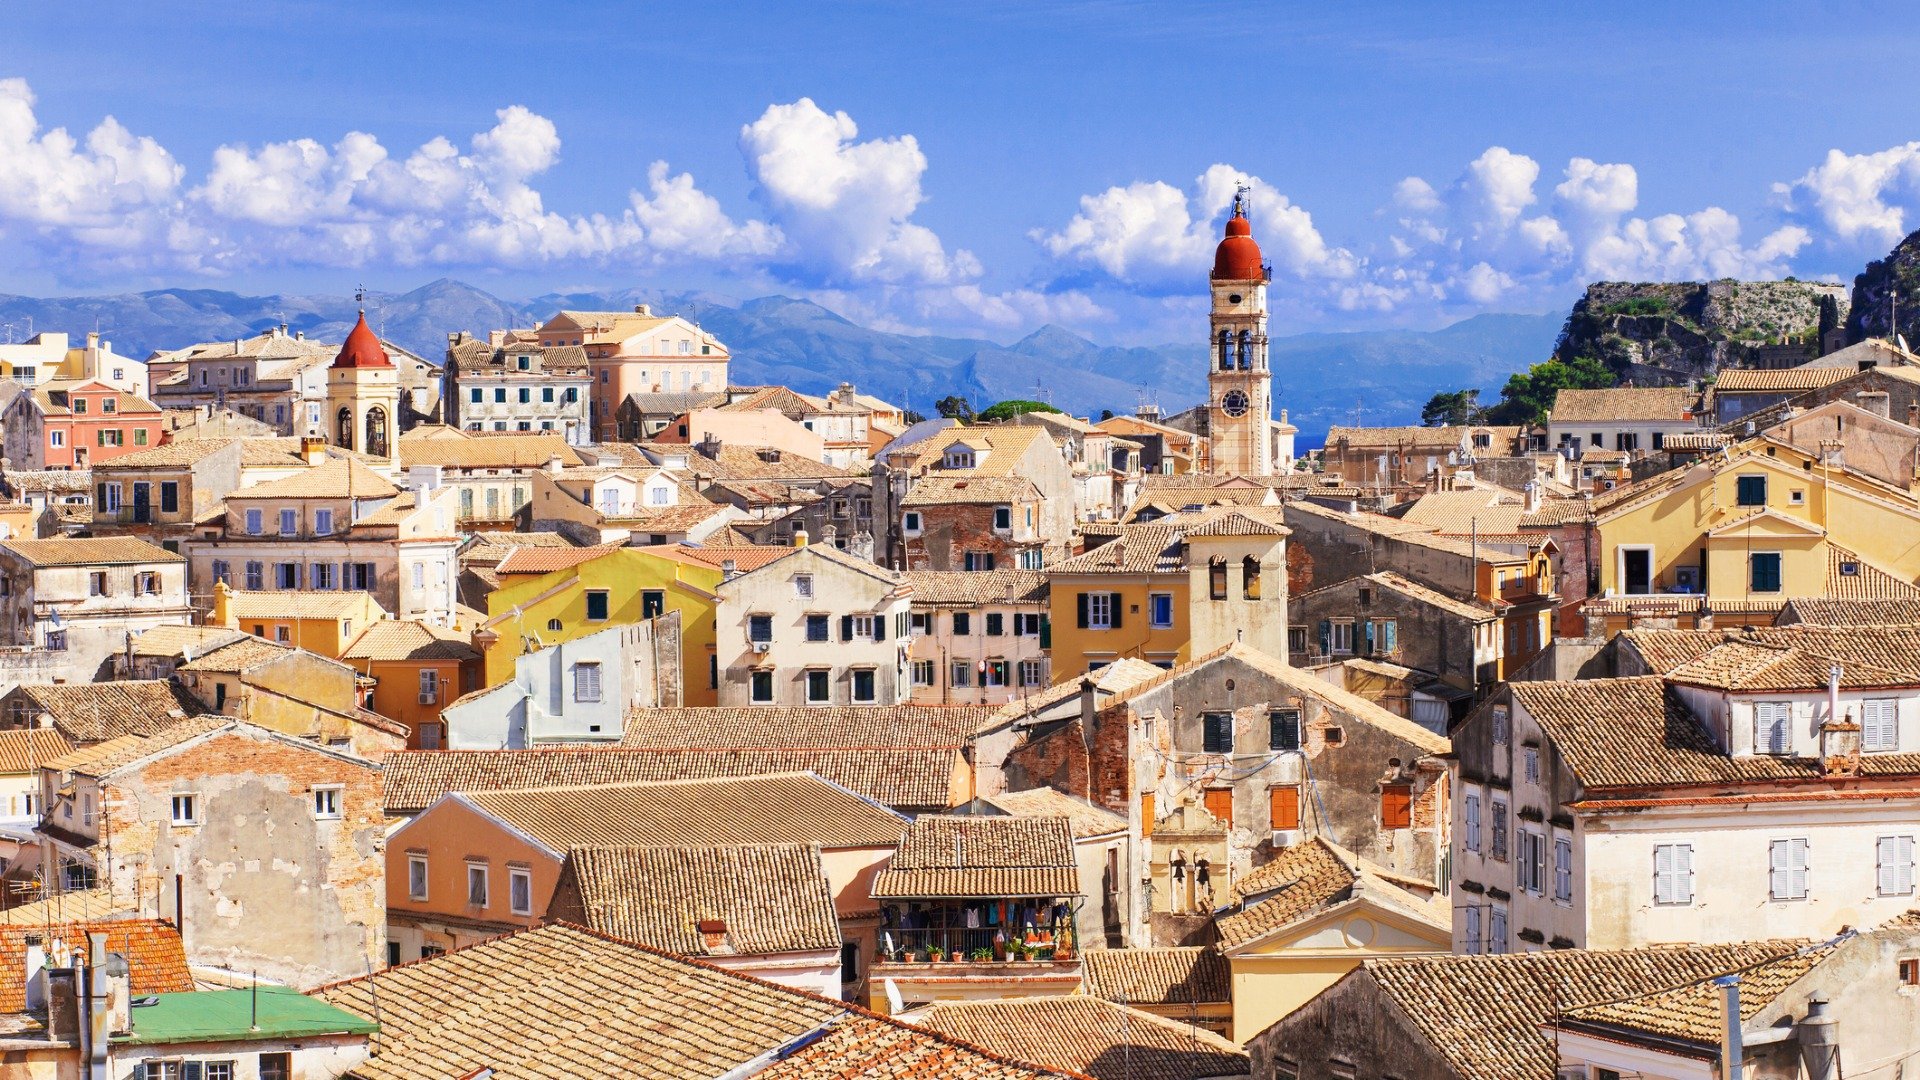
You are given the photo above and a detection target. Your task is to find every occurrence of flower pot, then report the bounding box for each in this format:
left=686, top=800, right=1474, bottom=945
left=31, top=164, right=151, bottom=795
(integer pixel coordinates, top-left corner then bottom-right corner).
left=950, top=950, right=965, bottom=963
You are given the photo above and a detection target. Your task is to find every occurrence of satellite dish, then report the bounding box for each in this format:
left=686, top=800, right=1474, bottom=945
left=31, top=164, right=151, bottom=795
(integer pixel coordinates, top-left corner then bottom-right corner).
left=1899, top=334, right=1911, bottom=354
left=884, top=978, right=904, bottom=1015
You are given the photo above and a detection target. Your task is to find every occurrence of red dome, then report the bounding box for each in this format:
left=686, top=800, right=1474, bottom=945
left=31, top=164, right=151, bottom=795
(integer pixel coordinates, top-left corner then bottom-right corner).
left=1212, top=211, right=1266, bottom=281
left=332, top=311, right=393, bottom=369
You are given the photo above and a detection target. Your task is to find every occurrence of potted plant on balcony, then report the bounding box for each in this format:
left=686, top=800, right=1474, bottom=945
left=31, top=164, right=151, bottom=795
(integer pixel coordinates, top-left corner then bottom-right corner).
left=1008, top=942, right=1030, bottom=963
left=968, top=946, right=993, bottom=963
left=950, top=948, right=965, bottom=963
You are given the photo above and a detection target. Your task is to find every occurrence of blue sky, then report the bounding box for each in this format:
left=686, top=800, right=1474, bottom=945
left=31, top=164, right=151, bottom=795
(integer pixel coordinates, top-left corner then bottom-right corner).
left=8, top=1, right=1920, bottom=341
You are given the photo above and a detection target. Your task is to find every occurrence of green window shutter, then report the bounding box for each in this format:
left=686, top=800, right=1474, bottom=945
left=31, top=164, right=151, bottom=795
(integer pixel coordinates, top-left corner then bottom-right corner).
left=1108, top=593, right=1123, bottom=629
left=1039, top=616, right=1052, bottom=649
left=840, top=615, right=854, bottom=641
left=1076, top=593, right=1089, bottom=629
left=1318, top=620, right=1331, bottom=654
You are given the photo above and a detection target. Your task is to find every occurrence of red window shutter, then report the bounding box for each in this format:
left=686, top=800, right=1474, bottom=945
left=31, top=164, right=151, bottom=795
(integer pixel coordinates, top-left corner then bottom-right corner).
left=1269, top=786, right=1300, bottom=830
left=1381, top=784, right=1413, bottom=829
left=1140, top=793, right=1155, bottom=837
left=1203, top=788, right=1233, bottom=826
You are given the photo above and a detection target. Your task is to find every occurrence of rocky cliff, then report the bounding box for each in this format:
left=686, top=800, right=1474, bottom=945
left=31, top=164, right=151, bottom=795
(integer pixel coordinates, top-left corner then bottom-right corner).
left=1552, top=280, right=1848, bottom=386
left=1845, top=228, right=1920, bottom=345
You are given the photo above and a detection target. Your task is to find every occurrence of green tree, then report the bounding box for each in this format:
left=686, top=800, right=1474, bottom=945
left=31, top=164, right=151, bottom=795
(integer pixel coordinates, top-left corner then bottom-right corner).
left=1420, top=389, right=1484, bottom=426
left=976, top=399, right=1063, bottom=422
left=934, top=395, right=975, bottom=421
left=1486, top=355, right=1615, bottom=425
left=1099, top=408, right=1115, bottom=422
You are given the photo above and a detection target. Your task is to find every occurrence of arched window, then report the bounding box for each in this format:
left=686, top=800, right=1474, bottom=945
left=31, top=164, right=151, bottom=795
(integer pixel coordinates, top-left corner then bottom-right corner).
left=335, top=407, right=354, bottom=450
left=1237, top=329, right=1252, bottom=370
left=1244, top=555, right=1262, bottom=600
left=1218, top=329, right=1233, bottom=370
left=365, top=406, right=389, bottom=458
left=1209, top=557, right=1228, bottom=601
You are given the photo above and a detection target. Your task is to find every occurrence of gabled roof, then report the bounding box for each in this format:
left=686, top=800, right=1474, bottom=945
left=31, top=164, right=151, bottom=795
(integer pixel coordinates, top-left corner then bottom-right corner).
left=1080, top=946, right=1230, bottom=1006
left=1216, top=838, right=1447, bottom=952
left=555, top=843, right=841, bottom=956
left=980, top=787, right=1126, bottom=838
left=1356, top=941, right=1805, bottom=1080
left=1048, top=524, right=1185, bottom=575
left=872, top=815, right=1079, bottom=900
left=446, top=772, right=907, bottom=853
left=1400, top=488, right=1530, bottom=534
left=494, top=543, right=622, bottom=576
left=1778, top=596, right=1920, bottom=625
left=640, top=542, right=799, bottom=575
left=1712, top=367, right=1856, bottom=393
left=10, top=680, right=202, bottom=742
left=1549, top=386, right=1698, bottom=423
left=0, top=537, right=182, bottom=567
left=399, top=430, right=584, bottom=469
left=125, top=624, right=248, bottom=660
left=1299, top=571, right=1496, bottom=623
left=0, top=920, right=192, bottom=1012
left=223, top=588, right=387, bottom=621
left=89, top=437, right=241, bottom=469
left=900, top=475, right=1040, bottom=507
left=41, top=715, right=231, bottom=777
left=913, top=996, right=1247, bottom=1080
left=1556, top=941, right=1835, bottom=1049
left=905, top=569, right=1046, bottom=606
left=311, top=922, right=1080, bottom=1080
left=1665, top=638, right=1920, bottom=691
left=619, top=705, right=985, bottom=752
left=342, top=620, right=480, bottom=662
left=227, top=456, right=398, bottom=500
left=0, top=728, right=71, bottom=775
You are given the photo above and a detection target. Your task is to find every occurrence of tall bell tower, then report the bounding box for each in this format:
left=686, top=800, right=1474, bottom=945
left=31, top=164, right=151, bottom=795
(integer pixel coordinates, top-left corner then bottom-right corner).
left=1207, top=188, right=1272, bottom=476
left=325, top=298, right=400, bottom=462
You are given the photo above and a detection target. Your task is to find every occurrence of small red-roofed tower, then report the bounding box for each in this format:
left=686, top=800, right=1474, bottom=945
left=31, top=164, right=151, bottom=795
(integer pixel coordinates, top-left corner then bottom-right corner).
left=1208, top=187, right=1273, bottom=476
left=326, top=299, right=400, bottom=461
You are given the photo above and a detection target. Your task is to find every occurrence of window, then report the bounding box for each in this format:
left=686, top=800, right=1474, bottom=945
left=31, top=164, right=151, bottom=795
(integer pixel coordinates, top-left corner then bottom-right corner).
left=851, top=669, right=876, bottom=702
left=1488, top=906, right=1508, bottom=954
left=142, top=1064, right=183, bottom=1080
left=1081, top=592, right=1117, bottom=630
left=1902, top=959, right=1920, bottom=987
left=1492, top=705, right=1510, bottom=745
left=1654, top=843, right=1693, bottom=905
left=542, top=387, right=554, bottom=402
left=963, top=551, right=996, bottom=572
left=1269, top=709, right=1301, bottom=751
left=1523, top=747, right=1540, bottom=784
left=1243, top=556, right=1262, bottom=599
left=244, top=561, right=264, bottom=590
left=994, top=505, right=1011, bottom=530
left=805, top=669, right=831, bottom=704
left=470, top=388, right=483, bottom=403
left=1202, top=712, right=1234, bottom=753
left=274, top=625, right=290, bottom=643
left=170, top=794, right=198, bottom=826
left=953, top=612, right=971, bottom=636
left=584, top=590, right=610, bottom=621
left=749, top=615, right=773, bottom=643
left=418, top=669, right=439, bottom=704
left=87, top=571, right=107, bottom=596
left=985, top=613, right=1004, bottom=636
left=276, top=563, right=298, bottom=589
left=1369, top=618, right=1398, bottom=655
left=1269, top=785, right=1300, bottom=830
left=1381, top=784, right=1412, bottom=830
left=312, top=562, right=335, bottom=590
left=1208, top=557, right=1228, bottom=600
left=408, top=855, right=428, bottom=901
left=45, top=630, right=65, bottom=652
left=1750, top=552, right=1782, bottom=593
left=1014, top=612, right=1043, bottom=636
left=1770, top=838, right=1810, bottom=900
left=750, top=670, right=775, bottom=703
left=1203, top=787, right=1233, bottom=826
left=495, top=387, right=508, bottom=403
left=258, top=1053, right=291, bottom=1080
left=911, top=660, right=935, bottom=686
left=1490, top=800, right=1508, bottom=860
left=159, top=481, right=179, bottom=514
left=910, top=612, right=931, bottom=636
left=1329, top=620, right=1354, bottom=655
left=849, top=614, right=877, bottom=640
left=573, top=662, right=603, bottom=702
left=48, top=430, right=62, bottom=448
left=1464, top=793, right=1482, bottom=852
left=794, top=574, right=813, bottom=598
left=509, top=867, right=533, bottom=916
left=312, top=508, right=333, bottom=535
left=1864, top=698, right=1899, bottom=753
left=1754, top=701, right=1793, bottom=755
left=1736, top=474, right=1767, bottom=506
left=1875, top=835, right=1915, bottom=896
left=1555, top=837, right=1574, bottom=902
left=951, top=661, right=973, bottom=688
left=903, top=511, right=921, bottom=534
left=1018, top=659, right=1047, bottom=687
left=1136, top=591, right=1173, bottom=630
left=519, top=387, right=531, bottom=404
left=1518, top=829, right=1545, bottom=894
left=467, top=863, right=489, bottom=907
left=205, top=1061, right=235, bottom=1080
left=279, top=508, right=297, bottom=535
left=1463, top=905, right=1482, bottom=953
left=806, top=614, right=831, bottom=642
left=312, top=786, right=342, bottom=819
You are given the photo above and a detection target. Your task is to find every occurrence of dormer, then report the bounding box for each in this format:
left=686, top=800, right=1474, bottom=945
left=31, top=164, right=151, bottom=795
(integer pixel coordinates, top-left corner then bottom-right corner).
left=942, top=442, right=983, bottom=470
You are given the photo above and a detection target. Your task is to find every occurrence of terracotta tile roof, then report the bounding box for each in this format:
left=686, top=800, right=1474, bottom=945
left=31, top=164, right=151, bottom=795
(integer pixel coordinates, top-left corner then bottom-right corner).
left=383, top=747, right=965, bottom=815
left=905, top=426, right=1055, bottom=477
left=341, top=620, right=479, bottom=662
left=1518, top=497, right=1595, bottom=527
left=459, top=531, right=579, bottom=562
left=0, top=728, right=71, bottom=775
left=125, top=624, right=248, bottom=659
left=642, top=542, right=795, bottom=574
left=610, top=500, right=734, bottom=534
left=0, top=537, right=182, bottom=567
left=1361, top=942, right=1804, bottom=1080
left=313, top=922, right=1076, bottom=1080
left=42, top=715, right=230, bottom=777
left=1713, top=367, right=1856, bottom=393
left=913, top=996, right=1247, bottom=1080
left=1511, top=676, right=1920, bottom=789
left=906, top=570, right=1046, bottom=606
left=1326, top=424, right=1517, bottom=451
left=453, top=773, right=907, bottom=852
left=0, top=920, right=192, bottom=1011
left=1825, top=544, right=1920, bottom=601
left=1300, top=571, right=1495, bottom=622
left=1049, top=525, right=1185, bottom=575
left=494, top=543, right=621, bottom=576
left=900, top=475, right=1040, bottom=507
left=237, top=439, right=309, bottom=467
left=178, top=635, right=298, bottom=673
left=0, top=889, right=130, bottom=925
left=981, top=787, right=1126, bottom=837
left=1179, top=506, right=1290, bottom=536
left=985, top=659, right=1164, bottom=728
left=620, top=705, right=990, bottom=752
left=1619, top=625, right=1920, bottom=680
left=89, top=437, right=239, bottom=469
left=554, top=843, right=842, bottom=956
left=1401, top=488, right=1530, bottom=534
left=1081, top=947, right=1230, bottom=1006
left=228, top=455, right=399, bottom=500
left=1284, top=499, right=1525, bottom=562
left=1550, top=386, right=1698, bottom=423
left=1665, top=639, right=1920, bottom=691
left=1779, top=596, right=1920, bottom=625
left=223, top=589, right=386, bottom=621
left=1216, top=838, right=1447, bottom=951
left=10, top=681, right=202, bottom=741
left=1559, top=943, right=1833, bottom=1047
left=872, top=815, right=1079, bottom=900
left=682, top=444, right=861, bottom=481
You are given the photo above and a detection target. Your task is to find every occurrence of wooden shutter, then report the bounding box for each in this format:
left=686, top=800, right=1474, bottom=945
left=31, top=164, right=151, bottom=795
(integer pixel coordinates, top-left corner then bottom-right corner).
left=872, top=617, right=885, bottom=642
left=840, top=615, right=854, bottom=642
left=1864, top=699, right=1898, bottom=752
left=1108, top=593, right=1123, bottom=629
left=1141, top=793, right=1154, bottom=837
left=1203, top=788, right=1233, bottom=825
left=1381, top=784, right=1412, bottom=829
left=1269, top=785, right=1300, bottom=830
left=1076, top=592, right=1090, bottom=629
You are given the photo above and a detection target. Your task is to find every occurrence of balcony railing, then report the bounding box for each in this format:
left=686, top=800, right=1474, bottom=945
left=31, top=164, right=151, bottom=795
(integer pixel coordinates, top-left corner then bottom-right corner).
left=876, top=926, right=1076, bottom=964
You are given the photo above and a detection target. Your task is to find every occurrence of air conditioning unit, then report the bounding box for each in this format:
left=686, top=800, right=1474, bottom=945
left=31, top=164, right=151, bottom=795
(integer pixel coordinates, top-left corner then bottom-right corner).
left=1271, top=830, right=1301, bottom=848
left=752, top=642, right=771, bottom=654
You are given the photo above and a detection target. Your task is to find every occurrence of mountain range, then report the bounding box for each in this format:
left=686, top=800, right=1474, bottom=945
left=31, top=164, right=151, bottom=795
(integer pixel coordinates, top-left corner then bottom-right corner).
left=0, top=279, right=1563, bottom=444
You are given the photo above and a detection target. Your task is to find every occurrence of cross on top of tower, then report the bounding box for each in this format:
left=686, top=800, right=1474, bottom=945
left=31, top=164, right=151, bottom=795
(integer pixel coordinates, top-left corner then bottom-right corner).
left=1232, top=183, right=1250, bottom=220
left=354, top=284, right=367, bottom=313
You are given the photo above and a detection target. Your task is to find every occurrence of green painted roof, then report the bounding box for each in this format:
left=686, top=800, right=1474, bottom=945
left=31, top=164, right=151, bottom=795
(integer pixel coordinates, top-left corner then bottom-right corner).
left=116, top=987, right=377, bottom=1046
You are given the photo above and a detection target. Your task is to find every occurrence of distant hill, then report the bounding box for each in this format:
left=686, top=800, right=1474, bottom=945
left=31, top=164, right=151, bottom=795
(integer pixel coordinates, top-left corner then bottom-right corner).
left=0, top=280, right=1563, bottom=441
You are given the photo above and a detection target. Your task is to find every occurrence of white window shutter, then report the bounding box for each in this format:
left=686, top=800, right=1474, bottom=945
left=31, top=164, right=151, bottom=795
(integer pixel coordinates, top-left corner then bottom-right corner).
left=1880, top=837, right=1900, bottom=896
left=1901, top=838, right=1916, bottom=895
left=1655, top=845, right=1674, bottom=904
left=1864, top=699, right=1897, bottom=752
left=1791, top=839, right=1809, bottom=899
left=1770, top=840, right=1790, bottom=899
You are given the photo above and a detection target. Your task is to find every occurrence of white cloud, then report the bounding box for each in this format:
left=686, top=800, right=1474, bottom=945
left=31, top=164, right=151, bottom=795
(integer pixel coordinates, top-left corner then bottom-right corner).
left=0, top=77, right=182, bottom=255
left=1035, top=164, right=1354, bottom=290
left=1776, top=142, right=1920, bottom=252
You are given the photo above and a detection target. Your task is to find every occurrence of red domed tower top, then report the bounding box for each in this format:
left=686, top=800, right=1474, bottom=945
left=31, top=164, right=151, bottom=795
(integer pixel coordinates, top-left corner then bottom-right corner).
left=1211, top=190, right=1268, bottom=281
left=332, top=309, right=393, bottom=370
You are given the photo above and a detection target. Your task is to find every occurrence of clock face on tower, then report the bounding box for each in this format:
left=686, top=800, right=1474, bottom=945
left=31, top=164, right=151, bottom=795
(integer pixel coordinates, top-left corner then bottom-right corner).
left=1221, top=390, right=1250, bottom=417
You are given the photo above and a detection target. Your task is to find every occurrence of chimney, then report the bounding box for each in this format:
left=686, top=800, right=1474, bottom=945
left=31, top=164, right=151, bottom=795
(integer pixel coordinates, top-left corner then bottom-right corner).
left=294, top=330, right=304, bottom=341
left=488, top=329, right=506, bottom=348
left=1693, top=596, right=1714, bottom=631
left=792, top=525, right=809, bottom=548
left=1716, top=975, right=1743, bottom=1077
left=299, top=435, right=327, bottom=467
left=1855, top=390, right=1892, bottom=418
left=83, top=933, right=110, bottom=1076
left=545, top=454, right=564, bottom=476
left=1523, top=481, right=1540, bottom=514
left=1909, top=403, right=1919, bottom=429
left=44, top=964, right=77, bottom=1043
left=86, top=332, right=99, bottom=351
left=634, top=304, right=652, bottom=317
left=1819, top=664, right=1862, bottom=775
left=1797, top=994, right=1840, bottom=1080
left=697, top=919, right=733, bottom=955
left=721, top=558, right=739, bottom=580
left=1079, top=676, right=1098, bottom=730
left=23, top=936, right=45, bottom=1011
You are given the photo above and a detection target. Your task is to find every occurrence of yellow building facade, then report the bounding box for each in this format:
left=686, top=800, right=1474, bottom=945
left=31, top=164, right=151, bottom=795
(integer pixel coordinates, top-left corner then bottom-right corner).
left=480, top=546, right=729, bottom=706
left=211, top=583, right=388, bottom=659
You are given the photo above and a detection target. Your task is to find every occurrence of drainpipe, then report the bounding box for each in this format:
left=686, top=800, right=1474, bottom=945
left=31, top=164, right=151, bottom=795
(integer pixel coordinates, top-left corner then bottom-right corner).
left=85, top=932, right=109, bottom=1080
left=1715, top=974, right=1742, bottom=1080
